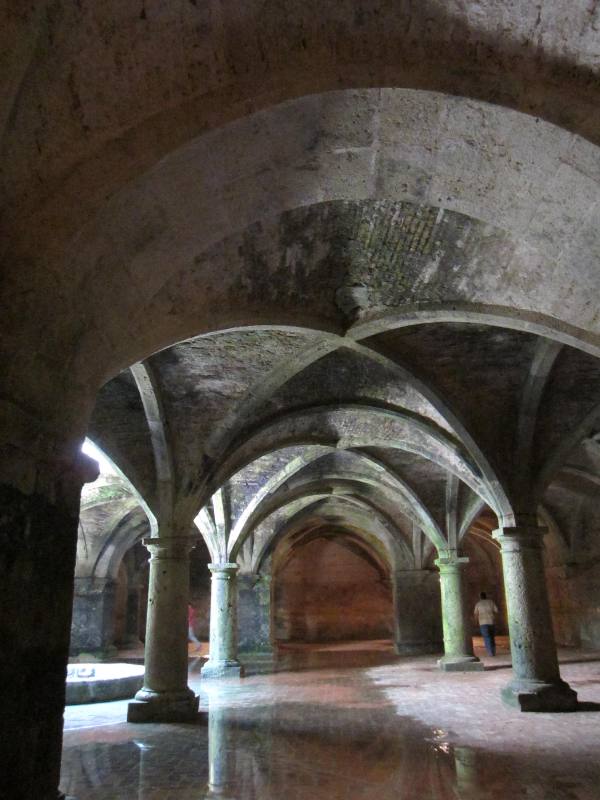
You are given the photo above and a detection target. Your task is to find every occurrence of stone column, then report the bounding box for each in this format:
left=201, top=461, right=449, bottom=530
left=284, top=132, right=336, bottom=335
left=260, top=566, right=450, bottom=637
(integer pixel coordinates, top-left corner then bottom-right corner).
left=0, top=448, right=98, bottom=800
left=436, top=552, right=483, bottom=671
left=494, top=525, right=577, bottom=711
left=202, top=563, right=244, bottom=679
left=127, top=536, right=199, bottom=722
left=393, top=569, right=443, bottom=655
left=238, top=572, right=273, bottom=658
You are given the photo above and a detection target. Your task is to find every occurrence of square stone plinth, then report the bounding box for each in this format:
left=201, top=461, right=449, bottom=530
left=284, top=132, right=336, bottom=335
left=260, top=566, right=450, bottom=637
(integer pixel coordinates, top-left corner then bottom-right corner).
left=438, top=656, right=485, bottom=672
left=501, top=680, right=578, bottom=712
left=201, top=661, right=245, bottom=679
left=127, top=695, right=201, bottom=723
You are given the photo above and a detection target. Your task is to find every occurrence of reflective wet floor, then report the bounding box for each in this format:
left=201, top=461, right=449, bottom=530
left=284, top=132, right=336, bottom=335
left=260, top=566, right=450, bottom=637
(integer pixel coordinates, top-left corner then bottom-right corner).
left=61, top=641, right=600, bottom=799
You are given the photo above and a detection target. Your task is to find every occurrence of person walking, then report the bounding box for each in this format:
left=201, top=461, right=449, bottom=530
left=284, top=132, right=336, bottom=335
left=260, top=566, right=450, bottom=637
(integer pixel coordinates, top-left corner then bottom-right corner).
left=474, top=592, right=498, bottom=656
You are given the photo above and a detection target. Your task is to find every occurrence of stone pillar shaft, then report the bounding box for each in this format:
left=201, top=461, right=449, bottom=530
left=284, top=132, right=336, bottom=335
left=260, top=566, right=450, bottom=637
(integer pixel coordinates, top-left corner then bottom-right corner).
left=494, top=526, right=577, bottom=711
left=202, top=563, right=244, bottom=679
left=128, top=536, right=199, bottom=722
left=0, top=449, right=98, bottom=800
left=436, top=553, right=483, bottom=672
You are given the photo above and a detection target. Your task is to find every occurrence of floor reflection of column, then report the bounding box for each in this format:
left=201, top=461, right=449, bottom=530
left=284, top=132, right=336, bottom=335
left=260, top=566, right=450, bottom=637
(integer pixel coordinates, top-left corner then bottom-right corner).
left=206, top=702, right=234, bottom=798
left=454, top=746, right=479, bottom=799
left=134, top=740, right=154, bottom=800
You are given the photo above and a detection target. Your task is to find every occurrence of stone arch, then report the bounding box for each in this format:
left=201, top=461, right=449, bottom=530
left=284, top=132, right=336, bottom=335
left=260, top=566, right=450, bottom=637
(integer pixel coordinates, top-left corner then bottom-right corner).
left=91, top=507, right=150, bottom=583
left=11, top=88, right=600, bottom=427
left=205, top=404, right=496, bottom=511
left=226, top=444, right=448, bottom=559
left=251, top=493, right=412, bottom=577
left=270, top=509, right=397, bottom=645
left=229, top=469, right=443, bottom=562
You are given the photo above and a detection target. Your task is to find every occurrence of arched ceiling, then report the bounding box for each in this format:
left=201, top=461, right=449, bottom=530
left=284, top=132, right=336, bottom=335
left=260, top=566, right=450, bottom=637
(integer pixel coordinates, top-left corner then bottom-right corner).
left=270, top=522, right=394, bottom=583
left=85, top=316, right=600, bottom=572
left=2, top=3, right=600, bottom=575
left=4, top=2, right=600, bottom=224
left=3, top=85, right=600, bottom=452
left=247, top=495, right=413, bottom=577
left=40, top=98, right=600, bottom=383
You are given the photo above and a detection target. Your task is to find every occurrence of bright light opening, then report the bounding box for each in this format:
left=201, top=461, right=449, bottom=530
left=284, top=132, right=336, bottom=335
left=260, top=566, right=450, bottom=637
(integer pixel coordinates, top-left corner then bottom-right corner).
left=82, top=439, right=117, bottom=477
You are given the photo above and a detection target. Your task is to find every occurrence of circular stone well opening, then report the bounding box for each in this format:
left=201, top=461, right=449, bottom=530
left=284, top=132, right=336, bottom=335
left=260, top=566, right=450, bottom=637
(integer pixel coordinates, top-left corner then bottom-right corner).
left=66, top=663, right=145, bottom=705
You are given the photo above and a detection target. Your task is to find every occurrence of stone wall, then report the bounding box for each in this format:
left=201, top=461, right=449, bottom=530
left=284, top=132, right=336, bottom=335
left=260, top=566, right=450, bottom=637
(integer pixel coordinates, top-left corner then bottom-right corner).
left=543, top=492, right=600, bottom=650
left=548, top=565, right=600, bottom=649
left=238, top=574, right=273, bottom=654
left=70, top=577, right=117, bottom=654
left=273, top=537, right=393, bottom=642
left=189, top=540, right=212, bottom=640
left=393, top=570, right=443, bottom=655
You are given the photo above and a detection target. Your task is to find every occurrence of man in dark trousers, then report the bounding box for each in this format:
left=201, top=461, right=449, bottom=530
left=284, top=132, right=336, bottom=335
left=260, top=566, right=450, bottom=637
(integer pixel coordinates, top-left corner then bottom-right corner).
left=474, top=592, right=498, bottom=656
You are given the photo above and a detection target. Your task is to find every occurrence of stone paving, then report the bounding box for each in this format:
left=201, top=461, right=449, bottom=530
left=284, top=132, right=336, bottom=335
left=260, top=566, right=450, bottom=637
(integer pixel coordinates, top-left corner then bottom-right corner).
left=61, top=641, right=600, bottom=799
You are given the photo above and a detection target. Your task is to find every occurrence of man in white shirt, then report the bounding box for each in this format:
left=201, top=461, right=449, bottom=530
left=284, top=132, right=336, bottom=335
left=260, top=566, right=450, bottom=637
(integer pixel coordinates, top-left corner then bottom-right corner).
left=474, top=592, right=498, bottom=656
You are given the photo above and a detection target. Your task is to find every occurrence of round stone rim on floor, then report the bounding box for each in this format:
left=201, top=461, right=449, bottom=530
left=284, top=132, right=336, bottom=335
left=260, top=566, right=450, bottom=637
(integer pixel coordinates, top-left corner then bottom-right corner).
left=66, top=663, right=145, bottom=705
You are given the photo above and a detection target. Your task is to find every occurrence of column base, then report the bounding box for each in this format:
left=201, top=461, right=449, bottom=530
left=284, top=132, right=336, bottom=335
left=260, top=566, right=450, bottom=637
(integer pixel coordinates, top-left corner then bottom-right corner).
left=205, top=787, right=235, bottom=798
left=239, top=650, right=275, bottom=674
left=127, top=688, right=200, bottom=722
left=501, top=679, right=578, bottom=712
left=438, top=654, right=484, bottom=672
left=239, top=648, right=274, bottom=661
left=201, top=660, right=245, bottom=679
left=395, top=641, right=443, bottom=656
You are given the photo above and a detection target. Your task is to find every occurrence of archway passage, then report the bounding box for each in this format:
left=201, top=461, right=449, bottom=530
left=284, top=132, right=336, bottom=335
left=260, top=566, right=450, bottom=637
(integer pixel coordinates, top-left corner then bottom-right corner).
left=273, top=530, right=394, bottom=646
left=461, top=508, right=509, bottom=657
left=71, top=440, right=213, bottom=659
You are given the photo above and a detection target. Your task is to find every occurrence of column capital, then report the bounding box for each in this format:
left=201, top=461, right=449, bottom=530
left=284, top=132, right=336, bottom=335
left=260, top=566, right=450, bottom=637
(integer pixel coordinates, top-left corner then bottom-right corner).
left=143, top=536, right=200, bottom=559
left=208, top=562, right=239, bottom=577
left=394, top=568, right=437, bottom=584
left=492, top=526, right=547, bottom=551
left=435, top=551, right=469, bottom=569
left=238, top=571, right=271, bottom=584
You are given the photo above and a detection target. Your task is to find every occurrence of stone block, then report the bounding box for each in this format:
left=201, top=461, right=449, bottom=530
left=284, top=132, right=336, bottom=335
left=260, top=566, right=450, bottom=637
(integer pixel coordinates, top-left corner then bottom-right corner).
left=438, top=656, right=484, bottom=672
left=501, top=680, right=578, bottom=712
left=395, top=641, right=443, bottom=656
left=201, top=661, right=245, bottom=680
left=127, top=694, right=201, bottom=723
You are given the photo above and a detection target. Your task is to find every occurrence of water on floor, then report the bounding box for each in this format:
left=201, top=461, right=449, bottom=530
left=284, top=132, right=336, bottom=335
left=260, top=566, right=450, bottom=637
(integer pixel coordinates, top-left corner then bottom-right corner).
left=61, top=642, right=600, bottom=799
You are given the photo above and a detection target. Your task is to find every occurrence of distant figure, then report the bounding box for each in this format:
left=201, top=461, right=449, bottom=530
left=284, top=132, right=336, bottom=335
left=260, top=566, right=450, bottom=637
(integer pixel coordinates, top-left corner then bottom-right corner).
left=188, top=604, right=201, bottom=651
left=474, top=592, right=498, bottom=656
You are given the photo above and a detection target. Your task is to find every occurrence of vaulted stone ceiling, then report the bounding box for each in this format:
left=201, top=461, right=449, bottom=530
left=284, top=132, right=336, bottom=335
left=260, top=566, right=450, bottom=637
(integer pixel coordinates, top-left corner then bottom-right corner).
left=87, top=314, right=600, bottom=570
left=2, top=1, right=600, bottom=570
